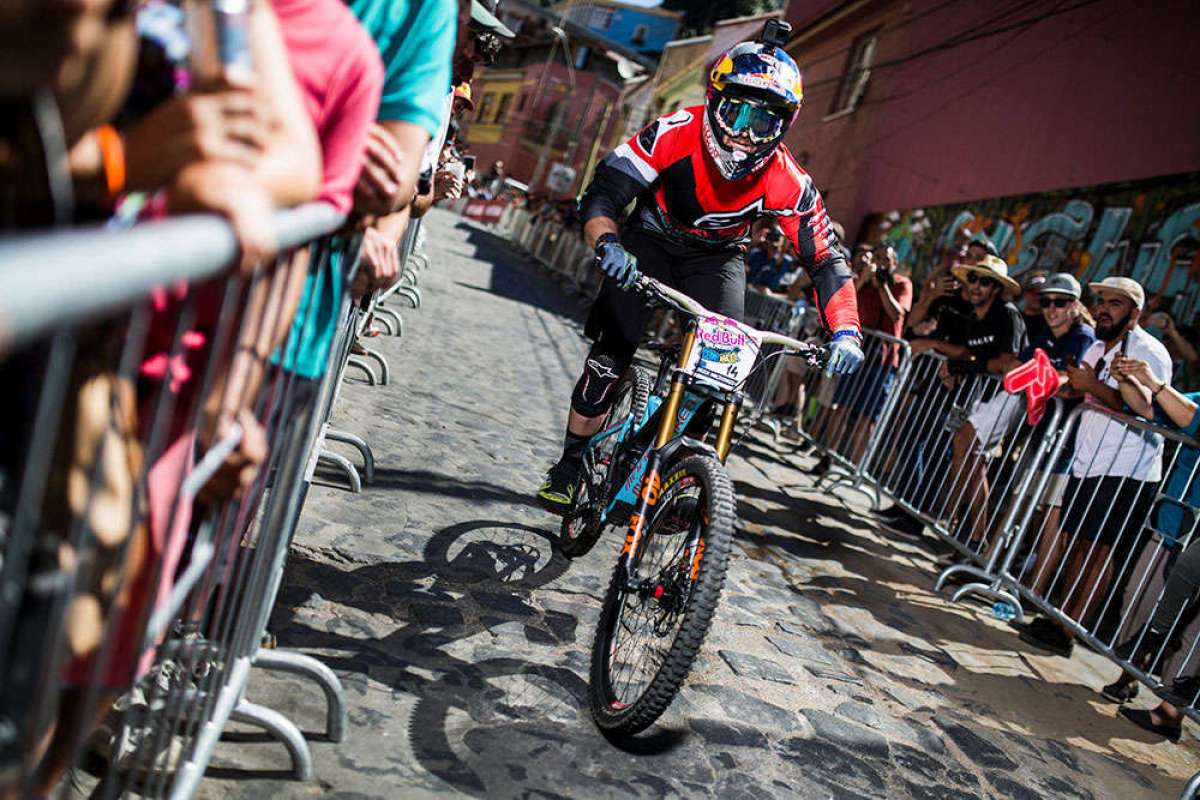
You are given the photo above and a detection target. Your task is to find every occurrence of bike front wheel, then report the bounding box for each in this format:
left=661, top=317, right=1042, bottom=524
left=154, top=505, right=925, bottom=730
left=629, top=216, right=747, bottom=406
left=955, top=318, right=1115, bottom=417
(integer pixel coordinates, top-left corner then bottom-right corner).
left=588, top=453, right=736, bottom=735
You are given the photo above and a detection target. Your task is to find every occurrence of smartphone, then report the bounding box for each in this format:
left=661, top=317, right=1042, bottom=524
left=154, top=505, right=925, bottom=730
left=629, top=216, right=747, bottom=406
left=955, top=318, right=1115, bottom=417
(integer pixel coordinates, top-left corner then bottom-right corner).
left=463, top=155, right=477, bottom=172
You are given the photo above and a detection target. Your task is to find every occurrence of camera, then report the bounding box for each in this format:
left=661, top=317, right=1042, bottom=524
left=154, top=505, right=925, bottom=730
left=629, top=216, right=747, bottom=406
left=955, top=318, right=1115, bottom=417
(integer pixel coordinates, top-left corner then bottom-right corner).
left=874, top=264, right=892, bottom=285
left=759, top=19, right=792, bottom=49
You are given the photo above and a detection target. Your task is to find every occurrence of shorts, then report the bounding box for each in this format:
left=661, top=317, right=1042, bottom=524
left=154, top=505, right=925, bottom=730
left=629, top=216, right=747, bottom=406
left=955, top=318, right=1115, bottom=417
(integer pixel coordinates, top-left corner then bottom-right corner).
left=1044, top=474, right=1069, bottom=507
left=966, top=392, right=1023, bottom=452
left=831, top=362, right=896, bottom=421
left=1061, top=475, right=1157, bottom=547
left=584, top=227, right=745, bottom=357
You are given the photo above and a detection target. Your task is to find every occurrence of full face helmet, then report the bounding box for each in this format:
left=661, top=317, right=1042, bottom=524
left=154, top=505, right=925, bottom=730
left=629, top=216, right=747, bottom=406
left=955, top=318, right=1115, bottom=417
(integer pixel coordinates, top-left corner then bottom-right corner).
left=704, top=41, right=804, bottom=181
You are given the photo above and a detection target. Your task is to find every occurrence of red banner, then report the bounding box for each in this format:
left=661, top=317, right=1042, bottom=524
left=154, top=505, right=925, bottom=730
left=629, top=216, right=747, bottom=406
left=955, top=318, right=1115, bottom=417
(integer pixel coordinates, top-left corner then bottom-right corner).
left=463, top=199, right=507, bottom=224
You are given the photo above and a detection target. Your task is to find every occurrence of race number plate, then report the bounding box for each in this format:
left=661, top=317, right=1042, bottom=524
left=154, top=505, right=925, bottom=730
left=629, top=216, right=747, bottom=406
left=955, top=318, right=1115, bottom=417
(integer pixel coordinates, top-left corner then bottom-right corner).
left=684, top=315, right=763, bottom=391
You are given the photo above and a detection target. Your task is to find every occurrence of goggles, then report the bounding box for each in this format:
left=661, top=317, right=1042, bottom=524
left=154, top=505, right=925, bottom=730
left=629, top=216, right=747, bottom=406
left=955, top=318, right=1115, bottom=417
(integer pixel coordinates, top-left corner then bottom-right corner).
left=713, top=95, right=787, bottom=145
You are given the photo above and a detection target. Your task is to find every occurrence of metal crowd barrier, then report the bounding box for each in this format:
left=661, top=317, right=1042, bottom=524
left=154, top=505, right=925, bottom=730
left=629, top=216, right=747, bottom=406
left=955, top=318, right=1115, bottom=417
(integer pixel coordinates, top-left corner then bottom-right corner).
left=0, top=203, right=353, bottom=798
left=991, top=404, right=1200, bottom=711
left=739, top=289, right=816, bottom=423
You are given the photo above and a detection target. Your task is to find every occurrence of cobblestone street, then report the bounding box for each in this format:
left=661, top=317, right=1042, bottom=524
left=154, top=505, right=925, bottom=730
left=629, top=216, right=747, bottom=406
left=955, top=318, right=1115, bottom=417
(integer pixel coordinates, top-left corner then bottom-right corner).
left=201, top=210, right=1198, bottom=799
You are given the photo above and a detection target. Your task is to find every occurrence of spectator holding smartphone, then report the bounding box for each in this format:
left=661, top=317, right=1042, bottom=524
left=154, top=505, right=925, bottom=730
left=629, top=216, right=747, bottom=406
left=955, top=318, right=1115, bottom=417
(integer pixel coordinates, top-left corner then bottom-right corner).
left=1018, top=277, right=1172, bottom=658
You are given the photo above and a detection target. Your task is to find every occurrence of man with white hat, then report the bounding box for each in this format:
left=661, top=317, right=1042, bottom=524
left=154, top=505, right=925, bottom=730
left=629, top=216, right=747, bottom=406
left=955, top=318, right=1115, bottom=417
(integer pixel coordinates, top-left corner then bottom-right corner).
left=1019, top=275, right=1172, bottom=658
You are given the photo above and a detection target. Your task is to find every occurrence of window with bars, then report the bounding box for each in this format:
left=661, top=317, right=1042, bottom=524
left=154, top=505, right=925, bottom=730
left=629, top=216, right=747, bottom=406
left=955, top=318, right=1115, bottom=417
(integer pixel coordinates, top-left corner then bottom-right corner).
left=494, top=93, right=514, bottom=124
left=828, top=31, right=878, bottom=117
left=476, top=92, right=496, bottom=123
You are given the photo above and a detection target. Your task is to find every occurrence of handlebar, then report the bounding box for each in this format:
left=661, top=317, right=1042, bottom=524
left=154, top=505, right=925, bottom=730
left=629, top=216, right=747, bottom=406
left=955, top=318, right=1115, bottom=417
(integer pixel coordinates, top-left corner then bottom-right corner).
left=631, top=274, right=827, bottom=365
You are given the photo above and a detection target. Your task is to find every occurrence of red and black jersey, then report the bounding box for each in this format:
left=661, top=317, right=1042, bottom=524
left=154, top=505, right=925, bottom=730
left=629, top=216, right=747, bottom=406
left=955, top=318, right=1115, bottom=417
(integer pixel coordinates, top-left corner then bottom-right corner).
left=581, top=106, right=859, bottom=333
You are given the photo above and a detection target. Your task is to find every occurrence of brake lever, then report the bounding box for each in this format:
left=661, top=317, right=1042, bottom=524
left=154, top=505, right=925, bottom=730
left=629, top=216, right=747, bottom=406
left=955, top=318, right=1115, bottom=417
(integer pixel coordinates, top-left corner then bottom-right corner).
left=804, top=346, right=830, bottom=370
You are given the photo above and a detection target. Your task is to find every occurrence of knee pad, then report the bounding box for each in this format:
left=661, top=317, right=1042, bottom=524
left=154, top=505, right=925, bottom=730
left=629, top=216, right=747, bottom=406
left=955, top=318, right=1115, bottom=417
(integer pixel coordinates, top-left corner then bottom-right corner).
left=571, top=353, right=625, bottom=418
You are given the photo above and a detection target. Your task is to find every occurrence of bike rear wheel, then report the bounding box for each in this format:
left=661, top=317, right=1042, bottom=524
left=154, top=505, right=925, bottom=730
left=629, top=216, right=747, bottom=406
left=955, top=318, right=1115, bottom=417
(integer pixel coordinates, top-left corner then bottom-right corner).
left=588, top=453, right=735, bottom=735
left=560, top=367, right=650, bottom=559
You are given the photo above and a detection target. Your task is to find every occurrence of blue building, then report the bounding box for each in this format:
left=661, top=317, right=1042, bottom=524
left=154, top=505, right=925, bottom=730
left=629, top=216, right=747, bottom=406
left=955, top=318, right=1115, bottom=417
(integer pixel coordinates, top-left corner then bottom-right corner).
left=558, top=1, right=682, bottom=59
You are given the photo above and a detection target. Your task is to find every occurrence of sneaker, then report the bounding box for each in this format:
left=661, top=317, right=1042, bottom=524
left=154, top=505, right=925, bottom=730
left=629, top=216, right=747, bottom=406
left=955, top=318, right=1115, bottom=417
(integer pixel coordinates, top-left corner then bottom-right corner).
left=538, top=460, right=579, bottom=513
left=1162, top=675, right=1200, bottom=709
left=873, top=503, right=906, bottom=521
left=1018, top=616, right=1074, bottom=658
left=882, top=512, right=925, bottom=540
left=1100, top=680, right=1139, bottom=704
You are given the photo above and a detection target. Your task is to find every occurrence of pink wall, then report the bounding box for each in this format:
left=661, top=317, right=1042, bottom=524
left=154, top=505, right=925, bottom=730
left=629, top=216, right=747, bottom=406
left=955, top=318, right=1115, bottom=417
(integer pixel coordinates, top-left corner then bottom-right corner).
left=785, top=0, right=1200, bottom=241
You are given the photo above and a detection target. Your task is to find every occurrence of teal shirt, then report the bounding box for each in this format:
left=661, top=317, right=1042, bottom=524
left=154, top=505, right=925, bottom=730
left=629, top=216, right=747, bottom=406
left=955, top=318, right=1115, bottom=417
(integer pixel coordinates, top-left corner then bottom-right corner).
left=276, top=245, right=344, bottom=380
left=1154, top=393, right=1200, bottom=546
left=346, top=0, right=457, bottom=135
left=280, top=1, right=454, bottom=378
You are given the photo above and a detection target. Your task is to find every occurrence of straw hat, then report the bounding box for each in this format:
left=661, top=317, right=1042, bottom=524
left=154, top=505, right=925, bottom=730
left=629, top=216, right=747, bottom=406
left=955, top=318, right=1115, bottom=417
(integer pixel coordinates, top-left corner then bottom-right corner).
left=951, top=255, right=1021, bottom=297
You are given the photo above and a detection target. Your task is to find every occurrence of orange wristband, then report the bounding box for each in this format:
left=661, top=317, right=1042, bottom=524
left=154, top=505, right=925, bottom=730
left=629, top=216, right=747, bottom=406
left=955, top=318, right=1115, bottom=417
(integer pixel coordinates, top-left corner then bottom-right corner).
left=95, top=125, right=125, bottom=201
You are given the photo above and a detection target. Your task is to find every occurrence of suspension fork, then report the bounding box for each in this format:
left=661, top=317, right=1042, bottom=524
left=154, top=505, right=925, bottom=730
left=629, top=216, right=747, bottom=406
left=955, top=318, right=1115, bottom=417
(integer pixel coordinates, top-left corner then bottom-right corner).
left=619, top=329, right=695, bottom=586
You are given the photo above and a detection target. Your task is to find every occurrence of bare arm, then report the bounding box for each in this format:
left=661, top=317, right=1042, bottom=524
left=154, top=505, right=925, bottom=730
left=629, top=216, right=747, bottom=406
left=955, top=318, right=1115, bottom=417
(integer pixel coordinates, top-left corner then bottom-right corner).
left=375, top=120, right=428, bottom=213
left=248, top=2, right=321, bottom=205
left=584, top=216, right=619, bottom=250
left=877, top=281, right=904, bottom=322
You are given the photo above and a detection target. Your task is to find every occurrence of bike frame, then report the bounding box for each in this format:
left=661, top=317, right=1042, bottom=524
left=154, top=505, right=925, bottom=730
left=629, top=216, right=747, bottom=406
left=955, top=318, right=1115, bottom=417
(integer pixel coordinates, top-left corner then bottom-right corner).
left=601, top=325, right=744, bottom=587
left=579, top=275, right=823, bottom=589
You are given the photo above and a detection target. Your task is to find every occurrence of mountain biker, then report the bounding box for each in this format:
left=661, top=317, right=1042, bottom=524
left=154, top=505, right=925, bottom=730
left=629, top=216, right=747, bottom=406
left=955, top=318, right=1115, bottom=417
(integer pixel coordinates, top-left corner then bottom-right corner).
left=537, top=25, right=864, bottom=510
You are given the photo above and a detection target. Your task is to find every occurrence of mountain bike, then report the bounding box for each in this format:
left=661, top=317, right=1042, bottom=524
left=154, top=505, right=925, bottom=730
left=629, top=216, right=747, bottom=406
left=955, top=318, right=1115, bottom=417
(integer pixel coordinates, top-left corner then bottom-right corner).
left=559, top=274, right=826, bottom=735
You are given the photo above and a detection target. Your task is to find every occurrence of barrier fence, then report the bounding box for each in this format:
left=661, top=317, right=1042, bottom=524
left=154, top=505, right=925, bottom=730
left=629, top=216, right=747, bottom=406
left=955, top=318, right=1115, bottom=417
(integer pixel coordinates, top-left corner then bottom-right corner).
left=0, top=202, right=430, bottom=797
left=478, top=210, right=1200, bottom=797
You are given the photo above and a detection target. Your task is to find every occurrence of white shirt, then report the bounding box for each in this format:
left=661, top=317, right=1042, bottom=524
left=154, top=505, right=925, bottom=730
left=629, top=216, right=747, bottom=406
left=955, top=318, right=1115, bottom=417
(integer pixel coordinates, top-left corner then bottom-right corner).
left=1071, top=325, right=1172, bottom=481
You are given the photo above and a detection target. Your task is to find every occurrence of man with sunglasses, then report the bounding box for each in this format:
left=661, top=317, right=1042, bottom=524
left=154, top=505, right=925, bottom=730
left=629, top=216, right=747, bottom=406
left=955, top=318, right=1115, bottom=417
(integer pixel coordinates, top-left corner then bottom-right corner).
left=746, top=222, right=795, bottom=291
left=537, top=23, right=862, bottom=509
left=910, top=255, right=1026, bottom=379
left=878, top=256, right=1025, bottom=538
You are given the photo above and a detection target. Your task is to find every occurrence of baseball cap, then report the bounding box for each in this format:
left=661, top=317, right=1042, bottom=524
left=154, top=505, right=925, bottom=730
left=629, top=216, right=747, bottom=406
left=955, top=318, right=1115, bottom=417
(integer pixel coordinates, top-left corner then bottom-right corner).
left=1088, top=276, right=1145, bottom=309
left=1038, top=272, right=1080, bottom=299
left=968, top=236, right=999, bottom=257
left=472, top=0, right=516, bottom=39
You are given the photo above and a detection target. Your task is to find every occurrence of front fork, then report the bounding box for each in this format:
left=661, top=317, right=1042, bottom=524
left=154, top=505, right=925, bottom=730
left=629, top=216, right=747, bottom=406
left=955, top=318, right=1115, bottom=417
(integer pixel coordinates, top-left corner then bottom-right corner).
left=618, top=330, right=693, bottom=587
left=617, top=328, right=743, bottom=589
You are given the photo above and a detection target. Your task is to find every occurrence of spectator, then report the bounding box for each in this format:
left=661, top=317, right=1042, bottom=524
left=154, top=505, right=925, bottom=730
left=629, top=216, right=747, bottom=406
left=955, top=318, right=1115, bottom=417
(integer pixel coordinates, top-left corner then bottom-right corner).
left=1147, top=310, right=1200, bottom=392
left=411, top=3, right=512, bottom=219
left=746, top=222, right=794, bottom=292
left=479, top=158, right=507, bottom=199
left=877, top=255, right=1025, bottom=538
left=945, top=273, right=1095, bottom=548
left=1098, top=358, right=1200, bottom=740
left=907, top=237, right=994, bottom=338
left=0, top=0, right=120, bottom=97
left=1018, top=277, right=1171, bottom=658
left=926, top=225, right=973, bottom=285
left=1020, top=270, right=1049, bottom=341
left=345, top=0, right=458, bottom=297
left=813, top=243, right=912, bottom=470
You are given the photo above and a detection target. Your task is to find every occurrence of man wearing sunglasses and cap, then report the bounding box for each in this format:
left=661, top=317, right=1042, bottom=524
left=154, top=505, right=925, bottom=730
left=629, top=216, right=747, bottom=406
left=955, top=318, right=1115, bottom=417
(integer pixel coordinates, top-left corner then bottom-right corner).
left=537, top=21, right=863, bottom=509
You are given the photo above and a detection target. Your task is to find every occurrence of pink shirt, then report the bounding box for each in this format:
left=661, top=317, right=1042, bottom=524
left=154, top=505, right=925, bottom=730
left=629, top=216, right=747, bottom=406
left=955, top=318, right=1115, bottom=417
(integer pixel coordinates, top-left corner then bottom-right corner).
left=272, top=0, right=383, bottom=213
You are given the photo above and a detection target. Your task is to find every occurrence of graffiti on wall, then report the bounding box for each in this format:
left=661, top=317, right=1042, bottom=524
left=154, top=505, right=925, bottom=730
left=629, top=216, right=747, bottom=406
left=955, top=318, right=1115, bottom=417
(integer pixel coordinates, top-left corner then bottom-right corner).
left=859, top=171, right=1200, bottom=323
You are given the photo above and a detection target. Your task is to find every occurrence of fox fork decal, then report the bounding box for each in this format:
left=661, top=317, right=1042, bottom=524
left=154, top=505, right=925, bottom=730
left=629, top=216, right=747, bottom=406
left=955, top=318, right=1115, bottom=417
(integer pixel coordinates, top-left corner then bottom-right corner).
left=620, top=453, right=664, bottom=582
